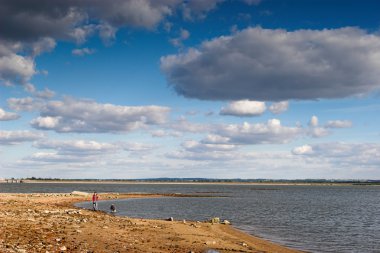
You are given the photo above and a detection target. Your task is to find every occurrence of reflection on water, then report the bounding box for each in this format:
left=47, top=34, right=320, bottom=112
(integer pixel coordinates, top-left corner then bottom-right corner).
left=2, top=183, right=379, bottom=253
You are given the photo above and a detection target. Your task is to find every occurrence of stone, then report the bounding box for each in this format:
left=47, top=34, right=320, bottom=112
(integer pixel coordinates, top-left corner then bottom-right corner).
left=59, top=246, right=67, bottom=251
left=222, top=220, right=231, bottom=225
left=210, top=217, right=220, bottom=224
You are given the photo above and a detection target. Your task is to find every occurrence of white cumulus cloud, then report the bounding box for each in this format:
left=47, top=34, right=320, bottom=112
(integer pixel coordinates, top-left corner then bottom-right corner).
left=269, top=101, right=289, bottom=114
left=292, top=145, right=313, bottom=155
left=213, top=119, right=303, bottom=145
left=30, top=97, right=170, bottom=133
left=0, top=108, right=19, bottom=121
left=325, top=120, right=352, bottom=128
left=0, top=130, right=43, bottom=145
left=161, top=27, right=380, bottom=101
left=220, top=100, right=266, bottom=117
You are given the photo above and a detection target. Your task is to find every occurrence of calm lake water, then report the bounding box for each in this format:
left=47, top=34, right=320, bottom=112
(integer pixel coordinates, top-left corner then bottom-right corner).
left=1, top=183, right=379, bottom=253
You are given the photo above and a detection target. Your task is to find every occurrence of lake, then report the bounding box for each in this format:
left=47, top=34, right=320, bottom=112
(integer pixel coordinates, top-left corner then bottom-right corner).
left=1, top=183, right=379, bottom=252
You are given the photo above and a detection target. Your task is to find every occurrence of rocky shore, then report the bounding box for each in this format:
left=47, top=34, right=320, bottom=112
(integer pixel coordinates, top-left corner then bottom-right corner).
left=0, top=193, right=302, bottom=253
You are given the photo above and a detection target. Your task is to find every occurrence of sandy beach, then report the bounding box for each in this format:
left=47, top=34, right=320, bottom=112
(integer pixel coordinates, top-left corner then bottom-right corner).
left=0, top=192, right=303, bottom=253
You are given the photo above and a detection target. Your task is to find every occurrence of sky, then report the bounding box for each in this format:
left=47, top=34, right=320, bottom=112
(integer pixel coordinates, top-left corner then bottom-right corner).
left=1, top=0, right=380, bottom=179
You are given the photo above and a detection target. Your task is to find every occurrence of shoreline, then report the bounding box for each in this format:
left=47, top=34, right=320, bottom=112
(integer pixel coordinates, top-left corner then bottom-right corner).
left=0, top=192, right=303, bottom=253
left=6, top=179, right=373, bottom=186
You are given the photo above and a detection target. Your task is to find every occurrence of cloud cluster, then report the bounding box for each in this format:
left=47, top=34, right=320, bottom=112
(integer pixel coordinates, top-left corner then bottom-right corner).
left=22, top=139, right=156, bottom=165
left=292, top=142, right=380, bottom=168
left=307, top=115, right=352, bottom=138
left=325, top=120, right=352, bottom=129
left=268, top=101, right=289, bottom=114
left=0, top=108, right=19, bottom=121
left=161, top=27, right=380, bottom=101
left=220, top=100, right=266, bottom=117
left=0, top=0, right=180, bottom=42
left=34, top=139, right=120, bottom=155
left=7, top=97, right=45, bottom=111
left=166, top=139, right=239, bottom=161
left=0, top=130, right=43, bottom=145
left=210, top=119, right=303, bottom=145
left=0, top=0, right=177, bottom=87
left=0, top=43, right=36, bottom=86
left=30, top=97, right=170, bottom=133
left=181, top=0, right=223, bottom=20
left=72, top=48, right=96, bottom=56
left=170, top=28, right=190, bottom=47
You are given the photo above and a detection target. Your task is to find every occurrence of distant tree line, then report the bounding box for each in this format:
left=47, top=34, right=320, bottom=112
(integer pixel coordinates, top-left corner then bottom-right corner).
left=22, top=177, right=380, bottom=185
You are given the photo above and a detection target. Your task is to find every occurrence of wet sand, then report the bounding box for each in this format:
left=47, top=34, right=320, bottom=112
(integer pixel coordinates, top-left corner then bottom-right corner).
left=0, top=192, right=303, bottom=253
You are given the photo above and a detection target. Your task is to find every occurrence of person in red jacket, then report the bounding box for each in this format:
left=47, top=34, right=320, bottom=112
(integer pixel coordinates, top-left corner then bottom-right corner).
left=92, top=192, right=99, bottom=211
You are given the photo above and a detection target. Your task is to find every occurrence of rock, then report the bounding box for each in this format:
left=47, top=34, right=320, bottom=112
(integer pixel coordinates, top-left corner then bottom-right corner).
left=59, top=246, right=67, bottom=251
left=210, top=217, right=220, bottom=224
left=205, top=240, right=217, bottom=245
left=167, top=217, right=174, bottom=221
left=242, top=242, right=248, bottom=247
left=222, top=220, right=231, bottom=225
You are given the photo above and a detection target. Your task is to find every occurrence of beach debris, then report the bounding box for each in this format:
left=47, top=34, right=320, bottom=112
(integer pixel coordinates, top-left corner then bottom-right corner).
left=59, top=245, right=67, bottom=251
left=183, top=219, right=186, bottom=224
left=222, top=220, right=231, bottom=225
left=210, top=217, right=220, bottom=224
left=241, top=242, right=248, bottom=247
left=205, top=240, right=217, bottom=245
left=166, top=217, right=174, bottom=221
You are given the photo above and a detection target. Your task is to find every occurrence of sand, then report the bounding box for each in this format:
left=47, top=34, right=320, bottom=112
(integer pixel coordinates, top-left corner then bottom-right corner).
left=0, top=192, right=303, bottom=253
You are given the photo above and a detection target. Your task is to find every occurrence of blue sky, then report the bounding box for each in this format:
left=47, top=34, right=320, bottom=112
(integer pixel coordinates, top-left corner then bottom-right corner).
left=1, top=0, right=380, bottom=179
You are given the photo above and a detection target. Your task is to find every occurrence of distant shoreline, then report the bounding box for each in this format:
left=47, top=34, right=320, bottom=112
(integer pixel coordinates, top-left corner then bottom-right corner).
left=8, top=179, right=380, bottom=186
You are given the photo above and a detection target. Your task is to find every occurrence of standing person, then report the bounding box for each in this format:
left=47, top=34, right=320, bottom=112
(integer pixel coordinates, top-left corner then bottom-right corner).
left=110, top=204, right=116, bottom=213
left=92, top=192, right=99, bottom=211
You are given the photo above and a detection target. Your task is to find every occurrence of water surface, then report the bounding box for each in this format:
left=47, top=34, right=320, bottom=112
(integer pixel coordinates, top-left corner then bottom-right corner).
left=1, top=183, right=379, bottom=252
